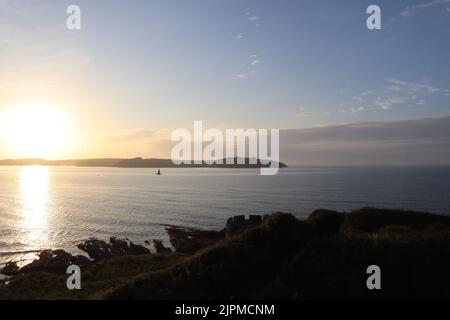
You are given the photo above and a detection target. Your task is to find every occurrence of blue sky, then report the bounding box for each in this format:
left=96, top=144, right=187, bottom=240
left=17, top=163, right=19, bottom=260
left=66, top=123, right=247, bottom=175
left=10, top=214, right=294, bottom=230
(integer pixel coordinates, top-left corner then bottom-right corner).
left=82, top=0, right=450, bottom=128
left=1, top=0, right=450, bottom=160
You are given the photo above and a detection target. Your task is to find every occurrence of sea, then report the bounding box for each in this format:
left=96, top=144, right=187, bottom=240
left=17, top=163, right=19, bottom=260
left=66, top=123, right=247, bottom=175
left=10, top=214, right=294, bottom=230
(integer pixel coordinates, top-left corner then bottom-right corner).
left=1, top=165, right=449, bottom=267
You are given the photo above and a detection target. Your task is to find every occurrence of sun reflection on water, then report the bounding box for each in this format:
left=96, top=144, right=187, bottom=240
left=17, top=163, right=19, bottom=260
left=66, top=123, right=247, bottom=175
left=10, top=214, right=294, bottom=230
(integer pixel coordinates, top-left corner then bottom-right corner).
left=19, top=166, right=50, bottom=246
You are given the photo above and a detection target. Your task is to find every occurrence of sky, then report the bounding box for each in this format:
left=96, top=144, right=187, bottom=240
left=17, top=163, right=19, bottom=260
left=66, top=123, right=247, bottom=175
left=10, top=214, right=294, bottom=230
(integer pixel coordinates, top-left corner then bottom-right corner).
left=0, top=0, right=450, bottom=164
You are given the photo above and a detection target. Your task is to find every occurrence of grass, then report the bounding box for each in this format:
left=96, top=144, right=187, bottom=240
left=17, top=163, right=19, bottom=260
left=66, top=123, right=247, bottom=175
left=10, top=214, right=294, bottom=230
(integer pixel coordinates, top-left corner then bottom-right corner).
left=0, top=253, right=180, bottom=299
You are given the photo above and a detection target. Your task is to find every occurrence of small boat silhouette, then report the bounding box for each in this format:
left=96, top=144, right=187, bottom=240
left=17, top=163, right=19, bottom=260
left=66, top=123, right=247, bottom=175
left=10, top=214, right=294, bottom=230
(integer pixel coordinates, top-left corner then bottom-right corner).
left=157, top=169, right=161, bottom=175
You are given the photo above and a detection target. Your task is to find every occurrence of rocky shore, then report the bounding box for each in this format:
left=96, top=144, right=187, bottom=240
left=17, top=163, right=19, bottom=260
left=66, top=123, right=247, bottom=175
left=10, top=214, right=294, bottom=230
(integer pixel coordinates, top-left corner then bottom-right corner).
left=2, top=207, right=450, bottom=299
left=0, top=215, right=263, bottom=279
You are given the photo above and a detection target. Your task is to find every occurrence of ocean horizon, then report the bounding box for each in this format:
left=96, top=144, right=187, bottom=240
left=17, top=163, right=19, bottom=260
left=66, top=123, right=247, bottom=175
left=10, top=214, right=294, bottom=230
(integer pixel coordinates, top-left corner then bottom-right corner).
left=1, top=165, right=449, bottom=267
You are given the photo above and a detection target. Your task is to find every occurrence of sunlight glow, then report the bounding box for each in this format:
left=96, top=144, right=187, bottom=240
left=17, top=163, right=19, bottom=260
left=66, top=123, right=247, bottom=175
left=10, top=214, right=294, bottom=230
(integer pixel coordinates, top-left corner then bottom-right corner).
left=19, top=166, right=50, bottom=246
left=0, top=102, right=77, bottom=159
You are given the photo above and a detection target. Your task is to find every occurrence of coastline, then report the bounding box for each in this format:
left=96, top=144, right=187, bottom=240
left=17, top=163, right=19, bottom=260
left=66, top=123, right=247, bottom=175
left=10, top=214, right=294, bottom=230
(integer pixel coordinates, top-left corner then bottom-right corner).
left=0, top=157, right=287, bottom=169
left=2, top=207, right=450, bottom=299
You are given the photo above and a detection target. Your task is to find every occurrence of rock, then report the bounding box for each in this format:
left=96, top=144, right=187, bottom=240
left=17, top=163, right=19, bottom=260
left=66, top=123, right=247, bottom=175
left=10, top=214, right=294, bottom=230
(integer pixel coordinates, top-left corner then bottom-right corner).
left=167, top=227, right=224, bottom=254
left=110, top=237, right=150, bottom=256
left=225, top=215, right=267, bottom=238
left=77, top=237, right=150, bottom=261
left=77, top=238, right=112, bottom=261
left=153, top=240, right=172, bottom=254
left=0, top=261, right=19, bottom=276
left=20, top=249, right=91, bottom=273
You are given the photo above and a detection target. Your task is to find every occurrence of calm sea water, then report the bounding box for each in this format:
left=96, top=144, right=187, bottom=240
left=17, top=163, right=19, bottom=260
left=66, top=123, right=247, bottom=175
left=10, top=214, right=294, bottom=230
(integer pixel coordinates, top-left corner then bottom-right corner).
left=1, top=165, right=449, bottom=267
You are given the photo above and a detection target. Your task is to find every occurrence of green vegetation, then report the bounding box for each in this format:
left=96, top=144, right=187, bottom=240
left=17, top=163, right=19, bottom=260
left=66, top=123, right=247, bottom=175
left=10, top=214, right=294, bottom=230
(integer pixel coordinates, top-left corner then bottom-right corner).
left=2, top=207, right=450, bottom=299
left=0, top=253, right=180, bottom=299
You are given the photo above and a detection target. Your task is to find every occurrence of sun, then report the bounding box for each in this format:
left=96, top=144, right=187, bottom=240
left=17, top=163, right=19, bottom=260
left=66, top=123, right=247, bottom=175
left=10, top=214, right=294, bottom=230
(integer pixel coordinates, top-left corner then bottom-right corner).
left=0, top=102, right=78, bottom=159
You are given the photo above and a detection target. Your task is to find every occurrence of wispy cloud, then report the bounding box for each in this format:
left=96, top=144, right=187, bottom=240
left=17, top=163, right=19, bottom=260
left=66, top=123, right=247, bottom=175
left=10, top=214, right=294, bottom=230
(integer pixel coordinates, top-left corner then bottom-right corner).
left=386, top=78, right=440, bottom=94
left=295, top=108, right=328, bottom=118
left=416, top=99, right=426, bottom=105
left=245, top=12, right=261, bottom=27
left=296, top=111, right=316, bottom=118
left=385, top=0, right=450, bottom=27
left=344, top=78, right=444, bottom=113
left=351, top=106, right=365, bottom=113
left=249, top=54, right=261, bottom=66
left=374, top=96, right=407, bottom=110
left=400, top=0, right=450, bottom=17
left=352, top=95, right=364, bottom=102
left=234, top=54, right=261, bottom=80
left=233, top=9, right=263, bottom=79
left=234, top=73, right=251, bottom=80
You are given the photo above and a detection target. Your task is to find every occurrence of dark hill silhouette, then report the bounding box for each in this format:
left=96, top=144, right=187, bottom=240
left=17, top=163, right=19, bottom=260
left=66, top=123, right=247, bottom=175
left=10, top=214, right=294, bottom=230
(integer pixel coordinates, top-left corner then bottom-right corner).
left=0, top=157, right=287, bottom=169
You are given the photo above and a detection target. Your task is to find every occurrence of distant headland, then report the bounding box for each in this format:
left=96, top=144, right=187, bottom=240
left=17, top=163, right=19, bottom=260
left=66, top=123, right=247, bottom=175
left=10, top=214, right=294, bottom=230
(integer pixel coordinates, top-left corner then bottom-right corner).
left=0, top=157, right=287, bottom=169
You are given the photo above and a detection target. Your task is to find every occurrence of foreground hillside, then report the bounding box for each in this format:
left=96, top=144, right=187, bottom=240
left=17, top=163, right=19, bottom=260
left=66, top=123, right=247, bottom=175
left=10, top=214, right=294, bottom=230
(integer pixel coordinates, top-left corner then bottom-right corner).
left=2, top=207, right=450, bottom=299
